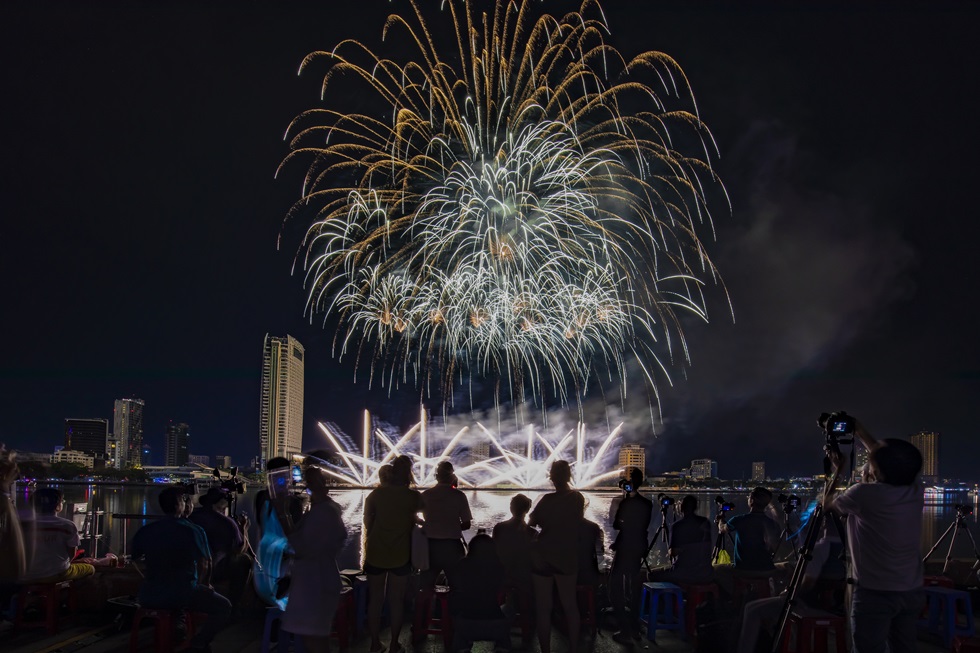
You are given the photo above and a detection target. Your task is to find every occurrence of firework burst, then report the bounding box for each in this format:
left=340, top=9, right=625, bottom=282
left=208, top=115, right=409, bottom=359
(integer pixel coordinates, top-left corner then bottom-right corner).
left=279, top=0, right=729, bottom=409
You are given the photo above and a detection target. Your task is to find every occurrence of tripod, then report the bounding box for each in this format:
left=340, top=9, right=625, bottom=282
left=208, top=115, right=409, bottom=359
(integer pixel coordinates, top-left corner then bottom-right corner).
left=644, top=504, right=672, bottom=571
left=922, top=506, right=980, bottom=575
left=773, top=510, right=800, bottom=562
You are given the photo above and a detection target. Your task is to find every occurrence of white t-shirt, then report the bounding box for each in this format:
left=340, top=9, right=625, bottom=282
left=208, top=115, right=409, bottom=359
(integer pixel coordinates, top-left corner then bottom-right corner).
left=420, top=483, right=472, bottom=540
left=833, top=481, right=923, bottom=591
left=24, top=514, right=79, bottom=581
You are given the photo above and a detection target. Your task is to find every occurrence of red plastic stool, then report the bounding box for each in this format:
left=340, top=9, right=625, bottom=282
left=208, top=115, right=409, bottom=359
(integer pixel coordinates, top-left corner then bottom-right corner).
left=412, top=585, right=453, bottom=649
left=576, top=584, right=597, bottom=635
left=780, top=607, right=847, bottom=653
left=330, top=586, right=355, bottom=651
left=13, top=581, right=76, bottom=634
left=678, top=582, right=720, bottom=638
left=129, top=607, right=202, bottom=653
left=924, top=575, right=956, bottom=588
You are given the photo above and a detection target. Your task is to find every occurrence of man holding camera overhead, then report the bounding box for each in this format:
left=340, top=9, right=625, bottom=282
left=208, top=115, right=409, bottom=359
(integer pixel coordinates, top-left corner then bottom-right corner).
left=825, top=417, right=923, bottom=653
left=609, top=467, right=653, bottom=645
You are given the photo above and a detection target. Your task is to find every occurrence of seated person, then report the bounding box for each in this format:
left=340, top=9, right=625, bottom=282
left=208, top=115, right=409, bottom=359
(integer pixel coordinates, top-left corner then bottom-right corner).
left=22, top=488, right=95, bottom=583
left=188, top=488, right=251, bottom=606
left=577, top=507, right=604, bottom=588
left=715, top=487, right=781, bottom=597
left=736, top=516, right=846, bottom=653
left=649, top=494, right=713, bottom=584
left=450, top=533, right=511, bottom=653
left=132, top=487, right=231, bottom=653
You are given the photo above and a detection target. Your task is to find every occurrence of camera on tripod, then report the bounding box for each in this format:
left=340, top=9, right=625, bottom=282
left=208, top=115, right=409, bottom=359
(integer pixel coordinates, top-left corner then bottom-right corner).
left=715, top=495, right=735, bottom=513
left=955, top=504, right=974, bottom=516
left=778, top=493, right=802, bottom=514
left=658, top=493, right=674, bottom=509
left=817, top=411, right=855, bottom=450
left=213, top=466, right=246, bottom=494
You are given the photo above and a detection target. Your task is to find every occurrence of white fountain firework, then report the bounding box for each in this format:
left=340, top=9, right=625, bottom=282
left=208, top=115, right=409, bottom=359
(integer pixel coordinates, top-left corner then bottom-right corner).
left=280, top=0, right=729, bottom=408
left=312, top=409, right=626, bottom=489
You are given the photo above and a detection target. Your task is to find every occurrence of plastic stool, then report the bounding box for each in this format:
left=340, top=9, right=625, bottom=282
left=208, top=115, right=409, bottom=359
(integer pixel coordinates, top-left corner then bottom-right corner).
left=924, top=575, right=956, bottom=588
left=639, top=582, right=684, bottom=642
left=262, top=606, right=305, bottom=653
left=919, top=586, right=976, bottom=649
left=678, top=582, right=720, bottom=638
left=129, top=607, right=200, bottom=653
left=779, top=607, right=847, bottom=653
left=14, top=581, right=77, bottom=634
left=412, top=585, right=453, bottom=649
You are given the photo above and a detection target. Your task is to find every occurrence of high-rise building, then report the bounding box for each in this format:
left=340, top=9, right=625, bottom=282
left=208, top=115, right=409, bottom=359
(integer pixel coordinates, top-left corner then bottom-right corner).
left=910, top=430, right=939, bottom=483
left=113, top=398, right=145, bottom=468
left=107, top=435, right=120, bottom=469
left=64, top=418, right=108, bottom=459
left=618, top=444, right=646, bottom=477
left=164, top=422, right=190, bottom=467
left=690, top=458, right=718, bottom=480
left=259, top=334, right=305, bottom=468
left=854, top=441, right=871, bottom=483
left=751, top=461, right=766, bottom=484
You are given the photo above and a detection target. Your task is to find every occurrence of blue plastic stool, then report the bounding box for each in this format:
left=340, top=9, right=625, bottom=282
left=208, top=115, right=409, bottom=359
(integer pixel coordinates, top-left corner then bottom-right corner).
left=919, top=586, right=976, bottom=649
left=262, top=606, right=306, bottom=653
left=639, top=582, right=685, bottom=642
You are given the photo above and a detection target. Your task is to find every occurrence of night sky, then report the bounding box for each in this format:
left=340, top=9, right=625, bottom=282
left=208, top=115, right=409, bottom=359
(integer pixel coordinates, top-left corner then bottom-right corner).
left=2, top=1, right=978, bottom=479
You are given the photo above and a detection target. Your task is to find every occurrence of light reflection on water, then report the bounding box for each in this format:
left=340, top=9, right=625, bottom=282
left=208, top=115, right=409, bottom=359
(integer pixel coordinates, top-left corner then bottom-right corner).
left=22, top=485, right=979, bottom=572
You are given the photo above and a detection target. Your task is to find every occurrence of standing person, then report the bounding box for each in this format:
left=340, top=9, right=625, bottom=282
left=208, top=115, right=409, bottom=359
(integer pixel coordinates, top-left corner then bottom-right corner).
left=132, top=487, right=231, bottom=653
left=253, top=457, right=293, bottom=611
left=826, top=419, right=924, bottom=653
left=281, top=464, right=348, bottom=653
left=419, top=460, right=472, bottom=588
left=364, top=460, right=422, bottom=653
left=21, top=488, right=95, bottom=583
left=0, top=445, right=29, bottom=583
left=609, top=467, right=653, bottom=645
left=188, top=488, right=252, bottom=609
left=492, top=493, right=536, bottom=644
left=649, top=495, right=714, bottom=585
left=529, top=459, right=585, bottom=653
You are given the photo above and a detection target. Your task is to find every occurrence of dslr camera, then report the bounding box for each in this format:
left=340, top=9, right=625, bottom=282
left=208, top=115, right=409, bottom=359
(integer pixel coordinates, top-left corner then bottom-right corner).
left=778, top=493, right=802, bottom=514
left=213, top=466, right=246, bottom=494
left=658, top=493, right=674, bottom=509
left=818, top=411, right=855, bottom=450
left=715, top=495, right=735, bottom=512
left=956, top=504, right=974, bottom=517
left=618, top=477, right=634, bottom=494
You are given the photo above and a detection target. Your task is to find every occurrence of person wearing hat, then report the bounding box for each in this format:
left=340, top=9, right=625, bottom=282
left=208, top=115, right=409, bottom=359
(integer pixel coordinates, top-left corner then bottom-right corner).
left=188, top=487, right=251, bottom=608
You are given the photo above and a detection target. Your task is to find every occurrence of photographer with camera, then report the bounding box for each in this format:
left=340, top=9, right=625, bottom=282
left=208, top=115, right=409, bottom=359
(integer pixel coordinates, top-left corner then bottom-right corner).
left=609, top=467, right=653, bottom=645
left=715, top=487, right=780, bottom=596
left=649, top=495, right=714, bottom=585
left=824, top=416, right=924, bottom=653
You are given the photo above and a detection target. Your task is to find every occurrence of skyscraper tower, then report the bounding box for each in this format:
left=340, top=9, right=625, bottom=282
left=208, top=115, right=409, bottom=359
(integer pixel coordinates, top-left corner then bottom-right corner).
left=64, top=418, right=108, bottom=459
left=164, top=422, right=190, bottom=467
left=751, top=461, right=766, bottom=483
left=113, top=398, right=145, bottom=468
left=259, top=334, right=305, bottom=468
left=910, top=430, right=939, bottom=483
left=618, top=444, right=646, bottom=477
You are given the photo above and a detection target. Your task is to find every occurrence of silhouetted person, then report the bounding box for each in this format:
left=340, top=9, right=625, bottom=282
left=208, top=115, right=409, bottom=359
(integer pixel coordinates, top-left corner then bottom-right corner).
left=529, top=460, right=584, bottom=653
left=281, top=465, right=348, bottom=653
left=450, top=533, right=511, bottom=652
left=132, top=487, right=231, bottom=653
left=420, top=460, right=472, bottom=587
left=254, top=457, right=293, bottom=611
left=188, top=488, right=251, bottom=609
left=649, top=494, right=713, bottom=584
left=493, top=493, right=536, bottom=643
left=364, top=459, right=421, bottom=653
left=0, top=445, right=29, bottom=583
left=609, top=467, right=653, bottom=645
left=826, top=420, right=924, bottom=653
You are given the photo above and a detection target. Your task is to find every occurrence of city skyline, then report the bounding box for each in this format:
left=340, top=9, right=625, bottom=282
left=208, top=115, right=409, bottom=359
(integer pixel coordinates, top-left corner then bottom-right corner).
left=1, top=2, right=978, bottom=478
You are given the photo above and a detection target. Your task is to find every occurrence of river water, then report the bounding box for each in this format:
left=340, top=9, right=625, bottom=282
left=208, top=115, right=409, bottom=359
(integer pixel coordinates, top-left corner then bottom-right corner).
left=14, top=484, right=979, bottom=572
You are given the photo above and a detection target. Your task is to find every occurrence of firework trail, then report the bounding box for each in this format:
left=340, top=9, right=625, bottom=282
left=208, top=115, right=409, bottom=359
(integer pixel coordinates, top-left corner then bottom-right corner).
left=279, top=0, right=729, bottom=410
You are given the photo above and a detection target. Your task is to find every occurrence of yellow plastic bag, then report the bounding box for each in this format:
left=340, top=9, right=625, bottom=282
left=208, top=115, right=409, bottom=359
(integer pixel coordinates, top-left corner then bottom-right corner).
left=715, top=549, right=732, bottom=565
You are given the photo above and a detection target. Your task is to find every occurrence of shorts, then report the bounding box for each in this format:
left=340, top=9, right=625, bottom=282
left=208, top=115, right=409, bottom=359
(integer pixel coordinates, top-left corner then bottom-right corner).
left=364, top=561, right=412, bottom=576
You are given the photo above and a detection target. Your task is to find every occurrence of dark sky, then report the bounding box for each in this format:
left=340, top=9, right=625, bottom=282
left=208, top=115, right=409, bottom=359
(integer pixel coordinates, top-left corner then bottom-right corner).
left=2, top=1, right=978, bottom=478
